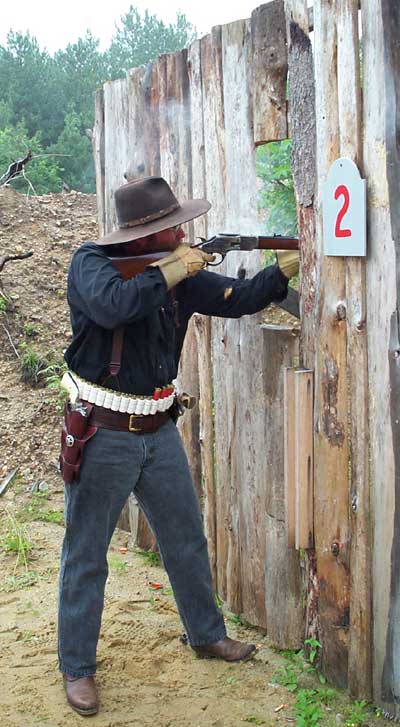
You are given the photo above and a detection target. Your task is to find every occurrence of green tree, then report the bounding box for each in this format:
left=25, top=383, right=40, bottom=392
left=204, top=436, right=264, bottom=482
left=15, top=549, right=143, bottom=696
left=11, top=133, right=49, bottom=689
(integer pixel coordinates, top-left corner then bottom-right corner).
left=50, top=110, right=94, bottom=192
left=106, top=7, right=196, bottom=78
left=54, top=32, right=107, bottom=129
left=257, top=140, right=297, bottom=236
left=0, top=31, right=65, bottom=146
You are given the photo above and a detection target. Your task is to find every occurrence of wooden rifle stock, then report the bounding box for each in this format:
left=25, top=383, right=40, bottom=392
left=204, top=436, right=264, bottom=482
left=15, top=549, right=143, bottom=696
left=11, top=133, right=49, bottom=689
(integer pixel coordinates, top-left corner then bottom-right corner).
left=257, top=236, right=298, bottom=251
left=109, top=251, right=169, bottom=280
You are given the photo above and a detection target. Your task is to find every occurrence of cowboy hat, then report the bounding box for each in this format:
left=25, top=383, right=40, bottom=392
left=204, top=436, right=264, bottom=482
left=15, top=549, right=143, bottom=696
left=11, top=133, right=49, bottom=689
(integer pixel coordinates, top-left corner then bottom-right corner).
left=95, top=176, right=211, bottom=245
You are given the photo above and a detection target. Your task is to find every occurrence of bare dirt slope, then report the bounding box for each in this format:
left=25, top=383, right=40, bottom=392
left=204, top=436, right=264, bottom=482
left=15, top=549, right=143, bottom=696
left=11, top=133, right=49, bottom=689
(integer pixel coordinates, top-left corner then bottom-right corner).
left=0, top=188, right=384, bottom=727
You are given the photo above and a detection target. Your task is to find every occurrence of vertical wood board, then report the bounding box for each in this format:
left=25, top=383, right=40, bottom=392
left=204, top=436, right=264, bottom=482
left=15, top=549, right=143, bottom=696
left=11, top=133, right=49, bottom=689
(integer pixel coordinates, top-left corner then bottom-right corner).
left=251, top=0, right=288, bottom=144
left=294, top=369, right=314, bottom=550
left=313, top=0, right=350, bottom=687
left=284, top=367, right=296, bottom=548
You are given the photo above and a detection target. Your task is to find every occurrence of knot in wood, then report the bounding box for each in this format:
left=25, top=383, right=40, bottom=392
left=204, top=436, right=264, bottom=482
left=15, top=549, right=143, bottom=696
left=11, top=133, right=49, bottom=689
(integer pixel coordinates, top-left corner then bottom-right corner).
left=331, top=541, right=340, bottom=557
left=336, top=303, right=347, bottom=321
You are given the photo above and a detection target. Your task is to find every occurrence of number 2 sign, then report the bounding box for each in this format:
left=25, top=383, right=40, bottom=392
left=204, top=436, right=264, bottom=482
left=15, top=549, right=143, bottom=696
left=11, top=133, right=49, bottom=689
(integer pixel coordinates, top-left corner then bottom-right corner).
left=323, top=158, right=366, bottom=256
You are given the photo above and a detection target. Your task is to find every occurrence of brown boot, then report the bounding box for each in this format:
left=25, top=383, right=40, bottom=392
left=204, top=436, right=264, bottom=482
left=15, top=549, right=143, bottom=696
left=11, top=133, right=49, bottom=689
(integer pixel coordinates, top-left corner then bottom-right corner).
left=63, top=675, right=99, bottom=716
left=192, top=636, right=256, bottom=662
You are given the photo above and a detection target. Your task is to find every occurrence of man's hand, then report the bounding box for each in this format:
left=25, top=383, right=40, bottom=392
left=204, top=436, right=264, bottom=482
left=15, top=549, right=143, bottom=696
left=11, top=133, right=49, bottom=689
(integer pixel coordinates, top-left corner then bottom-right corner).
left=276, top=250, right=299, bottom=280
left=150, top=244, right=215, bottom=289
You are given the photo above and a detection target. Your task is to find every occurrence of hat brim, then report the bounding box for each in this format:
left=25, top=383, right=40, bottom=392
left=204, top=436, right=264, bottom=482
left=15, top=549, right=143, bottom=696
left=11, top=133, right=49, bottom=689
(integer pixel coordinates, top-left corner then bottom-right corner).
left=95, top=198, right=211, bottom=246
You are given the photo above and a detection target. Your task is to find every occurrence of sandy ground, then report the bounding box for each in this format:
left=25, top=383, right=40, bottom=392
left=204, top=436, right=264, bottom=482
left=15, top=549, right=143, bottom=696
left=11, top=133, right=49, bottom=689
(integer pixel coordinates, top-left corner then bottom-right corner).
left=0, top=495, right=297, bottom=727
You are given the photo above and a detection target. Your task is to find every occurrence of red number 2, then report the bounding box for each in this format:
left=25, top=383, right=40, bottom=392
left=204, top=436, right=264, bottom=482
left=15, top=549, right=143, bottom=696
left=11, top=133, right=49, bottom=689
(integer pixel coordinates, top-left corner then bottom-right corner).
left=334, top=185, right=351, bottom=238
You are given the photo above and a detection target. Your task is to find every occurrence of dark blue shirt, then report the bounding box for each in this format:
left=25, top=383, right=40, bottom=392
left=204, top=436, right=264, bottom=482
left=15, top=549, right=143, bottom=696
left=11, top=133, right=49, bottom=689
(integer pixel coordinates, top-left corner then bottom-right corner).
left=64, top=242, right=288, bottom=395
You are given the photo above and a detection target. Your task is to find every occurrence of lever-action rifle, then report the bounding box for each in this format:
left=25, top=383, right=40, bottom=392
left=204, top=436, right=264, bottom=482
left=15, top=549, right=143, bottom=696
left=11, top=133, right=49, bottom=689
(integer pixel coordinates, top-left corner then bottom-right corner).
left=194, top=233, right=298, bottom=265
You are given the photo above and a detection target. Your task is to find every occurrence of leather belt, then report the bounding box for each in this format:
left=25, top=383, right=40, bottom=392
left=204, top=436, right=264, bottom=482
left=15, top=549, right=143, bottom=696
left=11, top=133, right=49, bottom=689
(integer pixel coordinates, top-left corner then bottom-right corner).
left=86, top=403, right=171, bottom=434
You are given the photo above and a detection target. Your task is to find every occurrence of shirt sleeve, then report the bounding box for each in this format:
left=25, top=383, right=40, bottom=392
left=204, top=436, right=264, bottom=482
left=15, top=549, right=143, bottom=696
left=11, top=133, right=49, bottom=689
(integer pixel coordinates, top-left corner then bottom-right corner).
left=184, top=265, right=289, bottom=318
left=68, top=244, right=168, bottom=329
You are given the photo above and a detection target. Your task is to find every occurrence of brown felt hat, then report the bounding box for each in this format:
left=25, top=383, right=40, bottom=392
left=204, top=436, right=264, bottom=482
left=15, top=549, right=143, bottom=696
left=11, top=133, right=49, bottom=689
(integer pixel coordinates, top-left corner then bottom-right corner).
left=95, top=176, right=211, bottom=245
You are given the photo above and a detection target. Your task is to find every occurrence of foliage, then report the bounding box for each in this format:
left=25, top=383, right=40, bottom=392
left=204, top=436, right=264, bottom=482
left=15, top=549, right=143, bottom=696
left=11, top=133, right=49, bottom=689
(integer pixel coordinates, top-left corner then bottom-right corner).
left=106, top=7, right=196, bottom=79
left=1, top=508, right=32, bottom=569
left=294, top=689, right=323, bottom=727
left=256, top=140, right=297, bottom=237
left=344, top=700, right=370, bottom=727
left=0, top=10, right=196, bottom=194
left=134, top=548, right=161, bottom=567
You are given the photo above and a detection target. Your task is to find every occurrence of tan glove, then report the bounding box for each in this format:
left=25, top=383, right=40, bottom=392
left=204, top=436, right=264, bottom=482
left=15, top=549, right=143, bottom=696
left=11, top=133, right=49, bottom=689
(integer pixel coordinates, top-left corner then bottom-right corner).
left=276, top=250, right=300, bottom=280
left=150, top=244, right=215, bottom=289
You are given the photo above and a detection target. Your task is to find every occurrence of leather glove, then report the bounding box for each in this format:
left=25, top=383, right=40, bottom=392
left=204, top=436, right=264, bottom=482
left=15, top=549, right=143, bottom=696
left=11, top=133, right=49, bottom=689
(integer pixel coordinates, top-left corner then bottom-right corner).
left=150, top=244, right=215, bottom=290
left=276, top=250, right=299, bottom=280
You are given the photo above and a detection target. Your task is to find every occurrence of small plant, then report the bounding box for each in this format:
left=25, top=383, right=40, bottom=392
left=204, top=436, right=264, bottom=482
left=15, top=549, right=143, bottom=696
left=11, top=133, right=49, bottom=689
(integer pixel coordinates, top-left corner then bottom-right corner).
left=215, top=593, right=223, bottom=610
left=227, top=611, right=243, bottom=626
left=273, top=663, right=299, bottom=692
left=243, top=716, right=265, bottom=725
left=24, top=322, right=38, bottom=338
left=315, top=687, right=337, bottom=705
left=0, top=295, right=7, bottom=312
left=304, top=638, right=322, bottom=666
left=19, top=344, right=66, bottom=389
left=108, top=555, right=129, bottom=574
left=1, top=570, right=38, bottom=593
left=135, top=548, right=161, bottom=567
left=38, top=509, right=64, bottom=526
left=294, top=689, right=323, bottom=727
left=19, top=344, right=49, bottom=386
left=344, top=700, right=370, bottom=727
left=1, top=508, right=32, bottom=569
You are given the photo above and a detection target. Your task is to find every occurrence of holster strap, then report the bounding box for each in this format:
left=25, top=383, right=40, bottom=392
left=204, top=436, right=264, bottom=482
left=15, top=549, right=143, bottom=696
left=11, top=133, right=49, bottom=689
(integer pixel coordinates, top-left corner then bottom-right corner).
left=109, top=326, right=125, bottom=377
left=88, top=404, right=171, bottom=434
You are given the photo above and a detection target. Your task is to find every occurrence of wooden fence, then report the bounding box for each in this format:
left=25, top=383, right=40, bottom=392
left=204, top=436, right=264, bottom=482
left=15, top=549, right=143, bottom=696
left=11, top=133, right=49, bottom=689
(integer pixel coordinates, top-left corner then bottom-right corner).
left=93, top=0, right=400, bottom=714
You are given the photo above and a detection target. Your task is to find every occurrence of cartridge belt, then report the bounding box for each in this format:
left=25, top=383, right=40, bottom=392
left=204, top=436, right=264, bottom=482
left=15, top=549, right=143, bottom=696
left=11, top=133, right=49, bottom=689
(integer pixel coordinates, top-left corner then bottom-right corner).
left=87, top=403, right=171, bottom=434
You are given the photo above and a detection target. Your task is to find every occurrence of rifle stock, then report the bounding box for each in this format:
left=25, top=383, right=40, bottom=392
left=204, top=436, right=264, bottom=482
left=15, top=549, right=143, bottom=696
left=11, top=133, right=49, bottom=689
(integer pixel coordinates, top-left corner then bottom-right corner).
left=109, top=251, right=169, bottom=280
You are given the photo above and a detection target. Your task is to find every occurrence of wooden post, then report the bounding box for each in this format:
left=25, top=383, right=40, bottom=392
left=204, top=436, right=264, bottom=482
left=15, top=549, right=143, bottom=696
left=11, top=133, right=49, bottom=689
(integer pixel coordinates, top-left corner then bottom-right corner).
left=284, top=367, right=296, bottom=548
left=364, top=0, right=400, bottom=716
left=93, top=89, right=105, bottom=237
left=294, top=369, right=314, bottom=550
left=336, top=0, right=372, bottom=699
left=251, top=0, right=288, bottom=144
left=313, top=0, right=350, bottom=687
left=264, top=328, right=303, bottom=648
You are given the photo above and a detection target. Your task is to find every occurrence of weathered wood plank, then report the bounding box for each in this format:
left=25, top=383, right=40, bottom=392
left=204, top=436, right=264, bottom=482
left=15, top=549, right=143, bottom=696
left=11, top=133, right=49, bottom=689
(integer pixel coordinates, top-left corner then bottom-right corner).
left=124, top=64, right=160, bottom=181
left=251, top=0, right=288, bottom=144
left=294, top=369, right=314, bottom=550
left=103, top=77, right=131, bottom=233
left=313, top=0, right=350, bottom=687
left=362, top=0, right=397, bottom=712
left=374, top=0, right=400, bottom=720
left=263, top=328, right=303, bottom=646
left=188, top=38, right=218, bottom=584
left=284, top=0, right=318, bottom=649
left=284, top=367, right=296, bottom=548
left=93, top=89, right=105, bottom=236
left=200, top=26, right=232, bottom=607
left=336, top=0, right=372, bottom=699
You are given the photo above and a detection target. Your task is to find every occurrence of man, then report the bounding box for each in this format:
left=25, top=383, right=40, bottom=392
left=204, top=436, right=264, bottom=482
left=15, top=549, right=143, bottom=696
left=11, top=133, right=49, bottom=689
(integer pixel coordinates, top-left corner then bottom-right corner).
left=59, top=176, right=298, bottom=716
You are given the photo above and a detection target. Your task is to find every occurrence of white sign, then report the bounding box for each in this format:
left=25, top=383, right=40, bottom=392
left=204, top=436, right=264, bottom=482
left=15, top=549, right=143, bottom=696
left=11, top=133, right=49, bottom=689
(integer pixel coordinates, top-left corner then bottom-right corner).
left=323, top=157, right=366, bottom=256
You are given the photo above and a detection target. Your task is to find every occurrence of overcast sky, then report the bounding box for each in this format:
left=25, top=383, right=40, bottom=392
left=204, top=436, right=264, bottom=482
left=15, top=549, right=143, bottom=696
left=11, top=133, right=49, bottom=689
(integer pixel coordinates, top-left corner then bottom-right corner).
left=0, top=0, right=262, bottom=54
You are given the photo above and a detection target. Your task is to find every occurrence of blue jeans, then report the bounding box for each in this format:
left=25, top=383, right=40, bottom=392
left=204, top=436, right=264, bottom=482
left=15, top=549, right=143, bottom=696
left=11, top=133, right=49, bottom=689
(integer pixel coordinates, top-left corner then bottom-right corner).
left=58, top=419, right=226, bottom=678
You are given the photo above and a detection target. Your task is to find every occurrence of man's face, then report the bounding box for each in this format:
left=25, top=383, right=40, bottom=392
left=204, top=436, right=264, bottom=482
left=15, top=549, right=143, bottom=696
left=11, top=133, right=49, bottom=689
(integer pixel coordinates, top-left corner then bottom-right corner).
left=153, top=225, right=185, bottom=251
left=115, top=226, right=185, bottom=255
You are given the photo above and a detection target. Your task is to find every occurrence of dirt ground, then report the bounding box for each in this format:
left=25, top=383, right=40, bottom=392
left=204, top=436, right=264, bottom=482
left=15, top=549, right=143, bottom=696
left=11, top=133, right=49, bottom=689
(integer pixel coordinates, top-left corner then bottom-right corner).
left=0, top=187, right=386, bottom=726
